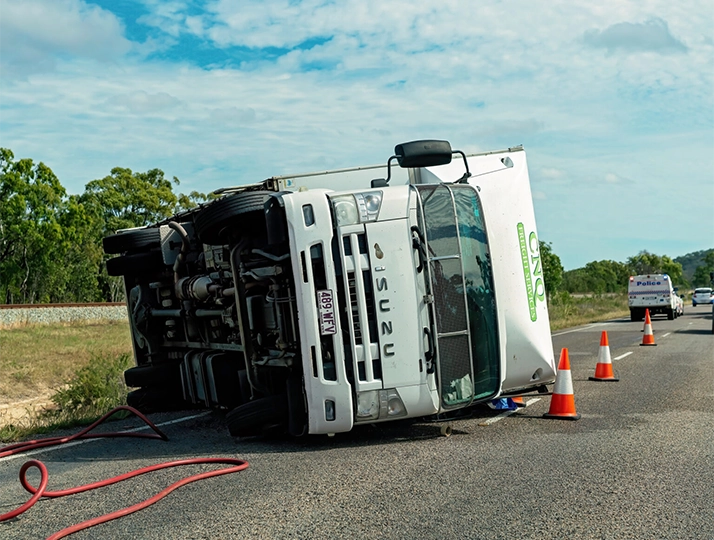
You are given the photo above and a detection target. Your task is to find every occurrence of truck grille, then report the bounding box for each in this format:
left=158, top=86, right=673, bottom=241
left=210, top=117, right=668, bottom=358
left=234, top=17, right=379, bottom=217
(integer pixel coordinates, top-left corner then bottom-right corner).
left=338, top=233, right=381, bottom=384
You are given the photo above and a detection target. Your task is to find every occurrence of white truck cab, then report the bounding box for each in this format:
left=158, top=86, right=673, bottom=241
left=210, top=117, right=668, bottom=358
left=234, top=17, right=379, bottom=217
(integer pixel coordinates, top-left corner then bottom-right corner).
left=104, top=140, right=557, bottom=437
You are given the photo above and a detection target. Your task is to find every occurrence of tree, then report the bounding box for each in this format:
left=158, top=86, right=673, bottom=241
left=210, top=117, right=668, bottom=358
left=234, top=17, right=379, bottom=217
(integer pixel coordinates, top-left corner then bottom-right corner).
left=626, top=251, right=683, bottom=285
left=539, top=241, right=563, bottom=298
left=0, top=148, right=66, bottom=303
left=81, top=167, right=182, bottom=237
left=692, top=250, right=714, bottom=287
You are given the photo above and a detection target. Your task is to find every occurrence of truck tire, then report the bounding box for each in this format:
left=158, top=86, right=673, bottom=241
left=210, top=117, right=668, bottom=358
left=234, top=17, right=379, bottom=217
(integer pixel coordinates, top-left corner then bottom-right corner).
left=106, top=250, right=165, bottom=276
left=226, top=394, right=289, bottom=437
left=194, top=191, right=270, bottom=245
left=667, top=308, right=674, bottom=320
left=630, top=309, right=639, bottom=322
left=124, top=363, right=181, bottom=388
left=103, top=228, right=161, bottom=255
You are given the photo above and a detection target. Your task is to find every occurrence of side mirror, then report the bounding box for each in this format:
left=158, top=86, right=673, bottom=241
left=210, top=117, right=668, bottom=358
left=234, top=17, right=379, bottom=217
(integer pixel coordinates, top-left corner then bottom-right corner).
left=394, top=140, right=453, bottom=168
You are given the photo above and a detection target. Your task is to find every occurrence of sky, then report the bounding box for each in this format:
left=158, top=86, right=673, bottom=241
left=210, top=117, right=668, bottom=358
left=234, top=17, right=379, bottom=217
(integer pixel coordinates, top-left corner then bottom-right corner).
left=1, top=0, right=712, bottom=270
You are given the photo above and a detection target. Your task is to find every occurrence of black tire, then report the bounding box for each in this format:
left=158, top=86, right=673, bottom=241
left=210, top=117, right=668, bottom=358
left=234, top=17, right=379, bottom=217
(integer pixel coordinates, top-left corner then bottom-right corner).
left=106, top=250, right=165, bottom=276
left=126, top=386, right=186, bottom=413
left=667, top=309, right=674, bottom=320
left=124, top=363, right=181, bottom=388
left=103, top=228, right=161, bottom=255
left=194, top=191, right=270, bottom=245
left=226, top=394, right=289, bottom=437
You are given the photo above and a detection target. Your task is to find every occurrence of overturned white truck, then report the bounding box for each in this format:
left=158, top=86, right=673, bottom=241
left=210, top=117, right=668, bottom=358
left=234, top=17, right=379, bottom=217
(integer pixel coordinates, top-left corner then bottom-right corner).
left=104, top=140, right=557, bottom=437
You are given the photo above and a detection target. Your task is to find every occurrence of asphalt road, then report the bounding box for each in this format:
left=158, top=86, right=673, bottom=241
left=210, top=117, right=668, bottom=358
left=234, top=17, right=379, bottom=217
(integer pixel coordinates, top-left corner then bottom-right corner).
left=1, top=309, right=712, bottom=540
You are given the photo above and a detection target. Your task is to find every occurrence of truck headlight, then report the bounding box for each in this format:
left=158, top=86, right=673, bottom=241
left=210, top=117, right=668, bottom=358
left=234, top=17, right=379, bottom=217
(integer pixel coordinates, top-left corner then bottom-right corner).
left=355, top=388, right=407, bottom=422
left=333, top=196, right=360, bottom=226
left=332, top=191, right=383, bottom=226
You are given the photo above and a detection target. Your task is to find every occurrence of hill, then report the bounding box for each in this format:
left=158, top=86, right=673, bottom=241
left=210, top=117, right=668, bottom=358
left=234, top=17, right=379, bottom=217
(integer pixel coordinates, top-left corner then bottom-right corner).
left=674, top=249, right=714, bottom=283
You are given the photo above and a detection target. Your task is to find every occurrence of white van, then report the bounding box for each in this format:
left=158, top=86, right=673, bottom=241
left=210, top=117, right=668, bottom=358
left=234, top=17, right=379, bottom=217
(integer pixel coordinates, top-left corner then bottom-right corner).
left=628, top=274, right=678, bottom=321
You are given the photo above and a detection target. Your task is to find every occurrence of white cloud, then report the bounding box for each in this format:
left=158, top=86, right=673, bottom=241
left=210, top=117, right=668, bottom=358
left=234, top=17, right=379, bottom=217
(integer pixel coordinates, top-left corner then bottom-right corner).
left=0, top=0, right=131, bottom=77
left=0, top=0, right=712, bottom=269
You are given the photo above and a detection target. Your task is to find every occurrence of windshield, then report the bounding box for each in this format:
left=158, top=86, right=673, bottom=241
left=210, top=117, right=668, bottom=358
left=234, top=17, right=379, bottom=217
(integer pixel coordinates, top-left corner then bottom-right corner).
left=415, top=183, right=499, bottom=408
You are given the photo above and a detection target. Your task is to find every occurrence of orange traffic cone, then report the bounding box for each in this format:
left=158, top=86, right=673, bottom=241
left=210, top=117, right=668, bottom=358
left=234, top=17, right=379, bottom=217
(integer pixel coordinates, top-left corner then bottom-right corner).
left=511, top=396, right=526, bottom=408
left=640, top=309, right=657, bottom=346
left=589, top=331, right=619, bottom=382
left=543, top=348, right=581, bottom=420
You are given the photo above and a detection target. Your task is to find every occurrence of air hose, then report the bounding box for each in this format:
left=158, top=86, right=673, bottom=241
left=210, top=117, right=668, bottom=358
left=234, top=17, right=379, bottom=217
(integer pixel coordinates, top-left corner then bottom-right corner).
left=0, top=406, right=249, bottom=540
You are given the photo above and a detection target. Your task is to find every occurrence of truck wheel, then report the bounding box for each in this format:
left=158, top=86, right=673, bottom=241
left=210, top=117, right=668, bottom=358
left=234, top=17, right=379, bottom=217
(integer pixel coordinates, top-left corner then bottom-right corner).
left=124, top=363, right=181, bottom=388
left=226, top=394, right=289, bottom=437
left=667, top=309, right=674, bottom=320
left=103, top=228, right=161, bottom=255
left=194, top=191, right=271, bottom=245
left=106, top=250, right=165, bottom=276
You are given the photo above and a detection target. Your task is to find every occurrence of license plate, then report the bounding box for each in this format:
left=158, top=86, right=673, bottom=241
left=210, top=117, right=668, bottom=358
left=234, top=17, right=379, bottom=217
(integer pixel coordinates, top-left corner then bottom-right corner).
left=317, top=289, right=337, bottom=336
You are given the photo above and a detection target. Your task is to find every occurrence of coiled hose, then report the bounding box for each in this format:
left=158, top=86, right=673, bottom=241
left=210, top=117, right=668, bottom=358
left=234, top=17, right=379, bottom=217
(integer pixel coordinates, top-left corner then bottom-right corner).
left=0, top=406, right=249, bottom=540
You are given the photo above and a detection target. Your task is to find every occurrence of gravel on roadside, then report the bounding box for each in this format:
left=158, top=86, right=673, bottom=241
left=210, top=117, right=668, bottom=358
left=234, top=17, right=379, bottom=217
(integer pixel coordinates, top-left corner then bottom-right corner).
left=0, top=305, right=128, bottom=328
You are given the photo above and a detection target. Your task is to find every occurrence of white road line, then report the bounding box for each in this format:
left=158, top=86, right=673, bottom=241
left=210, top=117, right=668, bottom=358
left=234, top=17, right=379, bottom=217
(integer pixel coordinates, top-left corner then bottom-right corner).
left=613, top=352, right=633, bottom=361
left=0, top=411, right=212, bottom=463
left=552, top=318, right=629, bottom=337
left=552, top=324, right=598, bottom=336
left=661, top=332, right=671, bottom=338
left=478, top=398, right=541, bottom=426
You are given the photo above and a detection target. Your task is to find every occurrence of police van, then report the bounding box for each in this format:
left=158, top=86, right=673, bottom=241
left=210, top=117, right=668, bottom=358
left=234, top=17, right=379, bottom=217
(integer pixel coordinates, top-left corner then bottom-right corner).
left=628, top=274, right=678, bottom=321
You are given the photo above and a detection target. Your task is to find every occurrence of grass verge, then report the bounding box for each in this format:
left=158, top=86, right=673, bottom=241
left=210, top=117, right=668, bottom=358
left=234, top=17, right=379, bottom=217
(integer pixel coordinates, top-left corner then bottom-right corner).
left=0, top=353, right=133, bottom=442
left=0, top=319, right=132, bottom=404
left=548, top=292, right=629, bottom=331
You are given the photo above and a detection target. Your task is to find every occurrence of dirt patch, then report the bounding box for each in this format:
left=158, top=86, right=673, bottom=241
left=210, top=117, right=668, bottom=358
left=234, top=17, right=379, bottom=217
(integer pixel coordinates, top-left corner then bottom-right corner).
left=0, top=392, right=58, bottom=427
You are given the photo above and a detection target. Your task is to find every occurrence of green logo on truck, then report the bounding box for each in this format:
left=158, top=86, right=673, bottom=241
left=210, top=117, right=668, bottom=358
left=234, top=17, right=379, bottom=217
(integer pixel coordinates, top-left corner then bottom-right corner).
left=518, top=223, right=545, bottom=321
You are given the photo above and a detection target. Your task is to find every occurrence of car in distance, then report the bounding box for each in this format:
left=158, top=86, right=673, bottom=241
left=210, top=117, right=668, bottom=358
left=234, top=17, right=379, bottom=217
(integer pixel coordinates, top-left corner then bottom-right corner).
left=692, top=287, right=714, bottom=307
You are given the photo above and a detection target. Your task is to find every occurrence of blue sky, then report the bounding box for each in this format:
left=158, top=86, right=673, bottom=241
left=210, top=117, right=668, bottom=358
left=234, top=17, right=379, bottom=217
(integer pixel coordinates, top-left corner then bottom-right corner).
left=1, top=0, right=712, bottom=270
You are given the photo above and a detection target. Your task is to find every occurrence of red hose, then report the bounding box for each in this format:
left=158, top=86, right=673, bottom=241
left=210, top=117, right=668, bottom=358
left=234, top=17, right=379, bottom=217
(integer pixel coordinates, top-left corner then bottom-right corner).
left=0, top=406, right=249, bottom=540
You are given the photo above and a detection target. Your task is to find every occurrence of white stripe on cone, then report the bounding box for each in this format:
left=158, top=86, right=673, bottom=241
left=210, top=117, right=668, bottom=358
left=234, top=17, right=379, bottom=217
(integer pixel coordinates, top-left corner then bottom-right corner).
left=553, top=366, right=574, bottom=396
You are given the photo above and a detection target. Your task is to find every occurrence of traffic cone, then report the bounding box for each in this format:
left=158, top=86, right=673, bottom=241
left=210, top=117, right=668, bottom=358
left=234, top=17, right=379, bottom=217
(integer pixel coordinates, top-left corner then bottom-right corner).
left=511, top=396, right=527, bottom=407
left=589, top=331, right=619, bottom=382
left=543, top=348, right=581, bottom=420
left=640, top=309, right=657, bottom=346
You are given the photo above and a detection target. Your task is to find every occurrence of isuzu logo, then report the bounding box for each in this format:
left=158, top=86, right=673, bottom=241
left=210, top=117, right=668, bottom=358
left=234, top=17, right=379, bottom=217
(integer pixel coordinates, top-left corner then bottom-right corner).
left=375, top=275, right=396, bottom=357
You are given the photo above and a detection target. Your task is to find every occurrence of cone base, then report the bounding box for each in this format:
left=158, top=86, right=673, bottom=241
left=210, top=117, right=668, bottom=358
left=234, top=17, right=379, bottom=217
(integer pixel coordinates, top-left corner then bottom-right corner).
left=589, top=376, right=619, bottom=382
left=543, top=412, right=581, bottom=420
left=639, top=343, right=657, bottom=346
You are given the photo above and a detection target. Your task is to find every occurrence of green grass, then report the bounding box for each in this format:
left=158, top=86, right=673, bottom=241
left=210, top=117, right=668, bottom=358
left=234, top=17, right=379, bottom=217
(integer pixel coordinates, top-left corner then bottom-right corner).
left=548, top=291, right=629, bottom=331
left=0, top=319, right=132, bottom=403
left=0, top=352, right=134, bottom=442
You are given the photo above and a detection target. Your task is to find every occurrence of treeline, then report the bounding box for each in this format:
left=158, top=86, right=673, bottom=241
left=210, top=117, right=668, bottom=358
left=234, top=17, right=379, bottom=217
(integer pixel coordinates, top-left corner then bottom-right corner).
left=496, top=240, right=712, bottom=300
left=0, top=148, right=208, bottom=304
left=541, top=247, right=713, bottom=297
left=1, top=148, right=712, bottom=304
